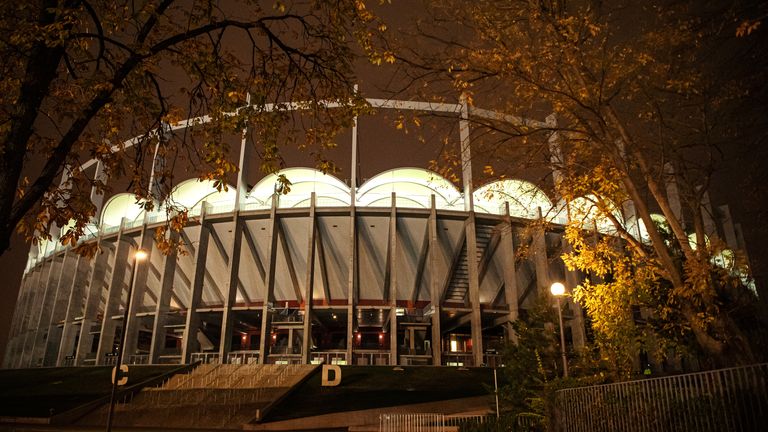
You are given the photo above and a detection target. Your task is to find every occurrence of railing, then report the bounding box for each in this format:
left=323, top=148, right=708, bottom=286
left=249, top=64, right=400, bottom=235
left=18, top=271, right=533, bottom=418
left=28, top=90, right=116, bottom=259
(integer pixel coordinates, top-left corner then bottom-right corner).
left=190, top=352, right=220, bottom=364
left=267, top=354, right=302, bottom=365
left=127, top=354, right=148, bottom=365
left=227, top=350, right=259, bottom=364
left=442, top=352, right=474, bottom=367
left=310, top=351, right=347, bottom=365
left=354, top=350, right=390, bottom=366
left=379, top=413, right=446, bottom=432
left=555, top=363, right=768, bottom=432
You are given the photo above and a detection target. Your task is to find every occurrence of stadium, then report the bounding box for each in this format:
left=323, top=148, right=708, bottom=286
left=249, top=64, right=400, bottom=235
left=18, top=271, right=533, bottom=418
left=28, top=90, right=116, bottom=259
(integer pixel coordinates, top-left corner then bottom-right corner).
left=4, top=96, right=750, bottom=372
left=2, top=96, right=593, bottom=372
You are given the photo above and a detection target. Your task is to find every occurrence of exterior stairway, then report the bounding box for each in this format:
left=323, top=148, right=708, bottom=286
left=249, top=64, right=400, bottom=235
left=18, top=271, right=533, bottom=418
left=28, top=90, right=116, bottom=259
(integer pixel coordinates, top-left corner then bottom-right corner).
left=443, top=224, right=495, bottom=304
left=83, top=363, right=317, bottom=429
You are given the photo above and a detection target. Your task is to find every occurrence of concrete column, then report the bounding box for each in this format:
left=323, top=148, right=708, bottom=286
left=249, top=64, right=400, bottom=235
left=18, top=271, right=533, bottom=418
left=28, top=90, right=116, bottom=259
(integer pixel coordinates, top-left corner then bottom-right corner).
left=4, top=270, right=34, bottom=368
left=56, top=255, right=92, bottom=366
left=90, top=160, right=107, bottom=222
left=75, top=237, right=110, bottom=365
left=123, top=222, right=154, bottom=359
left=219, top=210, right=245, bottom=361
left=28, top=256, right=61, bottom=367
left=428, top=196, right=442, bottom=366
left=15, top=265, right=41, bottom=368
left=149, top=230, right=179, bottom=364
left=43, top=251, right=77, bottom=366
left=181, top=204, right=210, bottom=363
left=561, top=237, right=587, bottom=350
left=466, top=212, right=483, bottom=366
left=301, top=193, right=317, bottom=364
left=388, top=193, right=398, bottom=365
left=258, top=195, right=280, bottom=364
left=345, top=199, right=358, bottom=364
left=459, top=94, right=473, bottom=212
left=532, top=208, right=551, bottom=293
left=95, top=219, right=133, bottom=365
left=501, top=203, right=520, bottom=343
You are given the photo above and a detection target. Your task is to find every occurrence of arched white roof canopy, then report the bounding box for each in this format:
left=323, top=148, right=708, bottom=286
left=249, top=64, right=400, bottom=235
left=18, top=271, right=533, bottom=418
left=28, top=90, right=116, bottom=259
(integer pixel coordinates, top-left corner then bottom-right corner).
left=473, top=179, right=553, bottom=218
left=100, top=193, right=146, bottom=227
left=164, top=178, right=238, bottom=216
left=73, top=97, right=549, bottom=222
left=249, top=167, right=350, bottom=209
left=357, top=167, right=462, bottom=209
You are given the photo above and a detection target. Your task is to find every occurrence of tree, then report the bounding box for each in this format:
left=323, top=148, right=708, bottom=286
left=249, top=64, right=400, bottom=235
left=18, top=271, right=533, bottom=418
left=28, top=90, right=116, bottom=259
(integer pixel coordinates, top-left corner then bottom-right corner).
left=394, top=0, right=766, bottom=367
left=0, top=0, right=386, bottom=256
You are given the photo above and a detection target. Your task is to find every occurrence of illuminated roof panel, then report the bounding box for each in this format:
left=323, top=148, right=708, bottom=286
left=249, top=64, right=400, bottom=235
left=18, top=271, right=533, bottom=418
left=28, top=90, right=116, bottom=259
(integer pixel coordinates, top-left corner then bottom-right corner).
left=473, top=179, right=553, bottom=218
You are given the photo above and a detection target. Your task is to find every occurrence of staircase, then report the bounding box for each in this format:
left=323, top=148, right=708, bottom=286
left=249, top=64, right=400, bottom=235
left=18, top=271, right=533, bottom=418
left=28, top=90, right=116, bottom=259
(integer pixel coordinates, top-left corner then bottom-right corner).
left=84, top=363, right=317, bottom=429
left=443, top=224, right=495, bottom=303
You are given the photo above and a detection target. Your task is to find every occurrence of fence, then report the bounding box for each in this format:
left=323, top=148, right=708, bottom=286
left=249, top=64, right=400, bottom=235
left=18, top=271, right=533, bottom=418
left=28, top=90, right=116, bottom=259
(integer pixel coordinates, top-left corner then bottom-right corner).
left=555, top=363, right=768, bottom=432
left=379, top=414, right=490, bottom=432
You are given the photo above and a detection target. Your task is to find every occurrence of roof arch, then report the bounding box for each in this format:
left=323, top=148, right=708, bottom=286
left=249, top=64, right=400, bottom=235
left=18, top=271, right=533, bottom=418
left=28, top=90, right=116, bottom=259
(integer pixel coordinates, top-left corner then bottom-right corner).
left=165, top=178, right=237, bottom=216
left=100, top=193, right=145, bottom=227
left=357, top=167, right=462, bottom=209
left=473, top=179, right=553, bottom=218
left=249, top=168, right=350, bottom=208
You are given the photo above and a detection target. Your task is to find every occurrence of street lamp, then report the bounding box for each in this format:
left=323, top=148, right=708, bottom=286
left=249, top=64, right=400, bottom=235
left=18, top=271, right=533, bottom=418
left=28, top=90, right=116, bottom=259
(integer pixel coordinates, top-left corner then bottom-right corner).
left=106, top=248, right=148, bottom=432
left=550, top=282, right=569, bottom=378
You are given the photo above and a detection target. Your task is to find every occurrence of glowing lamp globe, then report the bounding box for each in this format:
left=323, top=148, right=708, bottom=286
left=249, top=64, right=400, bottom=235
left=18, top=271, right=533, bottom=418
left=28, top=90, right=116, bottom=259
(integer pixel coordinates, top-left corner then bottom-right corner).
left=550, top=282, right=565, bottom=296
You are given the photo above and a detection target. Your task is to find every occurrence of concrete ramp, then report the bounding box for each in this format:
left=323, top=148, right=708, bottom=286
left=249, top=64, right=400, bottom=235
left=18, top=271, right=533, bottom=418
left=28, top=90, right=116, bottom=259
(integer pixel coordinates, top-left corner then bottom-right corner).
left=79, top=363, right=317, bottom=429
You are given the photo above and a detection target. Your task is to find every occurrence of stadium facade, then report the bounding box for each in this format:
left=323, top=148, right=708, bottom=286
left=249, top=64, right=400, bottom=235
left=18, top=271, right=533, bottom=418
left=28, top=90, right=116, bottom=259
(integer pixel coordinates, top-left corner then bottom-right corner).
left=2, top=98, right=749, bottom=370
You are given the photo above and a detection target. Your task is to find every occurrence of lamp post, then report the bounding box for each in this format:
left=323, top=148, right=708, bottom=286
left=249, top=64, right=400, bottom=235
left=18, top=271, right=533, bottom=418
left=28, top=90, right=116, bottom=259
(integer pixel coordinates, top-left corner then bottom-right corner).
left=106, top=248, right=148, bottom=432
left=550, top=282, right=569, bottom=378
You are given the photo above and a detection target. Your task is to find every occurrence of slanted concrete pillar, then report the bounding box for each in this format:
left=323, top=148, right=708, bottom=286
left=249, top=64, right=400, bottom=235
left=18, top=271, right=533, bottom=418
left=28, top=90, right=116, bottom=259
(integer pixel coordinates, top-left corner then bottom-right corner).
left=43, top=251, right=77, bottom=366
left=258, top=195, right=280, bottom=364
left=95, top=219, right=133, bottom=365
left=345, top=198, right=358, bottom=365
left=28, top=256, right=61, bottom=367
left=219, top=210, right=245, bottom=361
left=75, top=237, right=110, bottom=365
left=301, top=194, right=317, bottom=364
left=466, top=212, right=483, bottom=366
left=56, top=255, right=92, bottom=366
left=501, top=203, right=519, bottom=343
left=123, top=221, right=154, bottom=359
left=149, top=230, right=179, bottom=364
left=532, top=208, right=551, bottom=293
left=181, top=204, right=211, bottom=363
left=428, top=196, right=442, bottom=365
left=17, top=264, right=46, bottom=368
left=388, top=193, right=398, bottom=365
left=7, top=267, right=37, bottom=367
